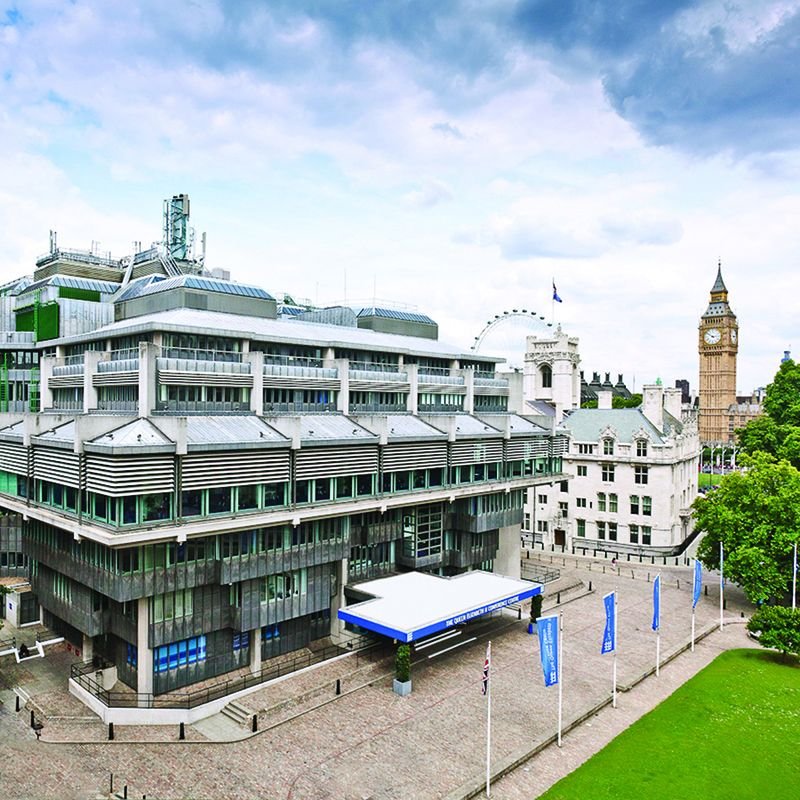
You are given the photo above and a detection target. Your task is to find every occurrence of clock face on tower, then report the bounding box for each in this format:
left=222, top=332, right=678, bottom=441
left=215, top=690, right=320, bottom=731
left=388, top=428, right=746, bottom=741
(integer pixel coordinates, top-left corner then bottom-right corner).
left=731, top=330, right=737, bottom=343
left=704, top=328, right=721, bottom=344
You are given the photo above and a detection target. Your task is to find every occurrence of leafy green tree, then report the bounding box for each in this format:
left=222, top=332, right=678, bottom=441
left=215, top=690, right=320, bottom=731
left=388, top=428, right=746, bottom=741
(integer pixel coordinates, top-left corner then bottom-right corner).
left=694, top=453, right=800, bottom=604
left=747, top=606, right=800, bottom=659
left=613, top=394, right=642, bottom=409
left=737, top=359, right=800, bottom=468
left=395, top=644, right=411, bottom=682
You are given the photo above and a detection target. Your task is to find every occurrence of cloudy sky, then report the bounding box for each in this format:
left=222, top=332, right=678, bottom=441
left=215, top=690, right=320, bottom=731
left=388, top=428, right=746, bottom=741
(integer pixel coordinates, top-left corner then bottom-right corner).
left=2, top=1, right=798, bottom=393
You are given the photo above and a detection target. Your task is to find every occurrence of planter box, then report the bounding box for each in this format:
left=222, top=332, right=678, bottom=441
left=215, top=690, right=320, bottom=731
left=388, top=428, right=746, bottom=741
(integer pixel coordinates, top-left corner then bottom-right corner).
left=393, top=679, right=412, bottom=697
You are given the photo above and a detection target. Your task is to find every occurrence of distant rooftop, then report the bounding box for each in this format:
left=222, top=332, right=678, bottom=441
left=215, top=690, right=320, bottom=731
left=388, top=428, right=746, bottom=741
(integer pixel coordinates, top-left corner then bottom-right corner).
left=115, top=274, right=273, bottom=303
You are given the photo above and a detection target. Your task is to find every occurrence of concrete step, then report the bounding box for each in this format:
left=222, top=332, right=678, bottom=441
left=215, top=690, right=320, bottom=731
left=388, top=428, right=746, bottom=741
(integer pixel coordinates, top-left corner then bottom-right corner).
left=220, top=699, right=251, bottom=726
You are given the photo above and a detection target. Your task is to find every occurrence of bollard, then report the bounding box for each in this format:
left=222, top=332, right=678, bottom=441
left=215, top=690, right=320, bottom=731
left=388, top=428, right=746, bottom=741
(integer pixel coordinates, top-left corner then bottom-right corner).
left=527, top=550, right=530, bottom=559
left=179, top=722, right=185, bottom=740
left=108, top=722, right=114, bottom=741
left=124, top=785, right=128, bottom=799
left=603, top=565, right=606, bottom=574
left=651, top=556, right=655, bottom=565
left=647, top=573, right=650, bottom=582
left=705, top=585, right=708, bottom=596
left=588, top=581, right=592, bottom=592
left=677, top=579, right=681, bottom=590
left=336, top=678, right=341, bottom=695
left=110, top=774, right=114, bottom=794
left=740, top=611, right=744, bottom=618
left=30, top=710, right=34, bottom=728
left=252, top=714, right=258, bottom=733
left=15, top=695, right=20, bottom=712
left=518, top=607, right=522, bottom=620
left=556, top=592, right=561, bottom=604
left=630, top=570, right=634, bottom=579
left=627, top=553, right=631, bottom=562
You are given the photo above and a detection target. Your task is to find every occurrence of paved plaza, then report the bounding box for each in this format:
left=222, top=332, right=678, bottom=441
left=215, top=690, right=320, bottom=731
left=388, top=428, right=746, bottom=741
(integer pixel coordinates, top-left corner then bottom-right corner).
left=0, top=555, right=753, bottom=800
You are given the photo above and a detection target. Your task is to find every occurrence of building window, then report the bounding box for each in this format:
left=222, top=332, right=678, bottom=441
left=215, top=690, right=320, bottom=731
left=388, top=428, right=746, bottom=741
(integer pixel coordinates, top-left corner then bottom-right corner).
left=576, top=519, right=586, bottom=537
left=576, top=497, right=587, bottom=508
left=577, top=444, right=595, bottom=455
left=642, top=496, right=652, bottom=516
left=153, top=589, right=194, bottom=623
left=609, top=493, right=618, bottom=513
left=558, top=501, right=569, bottom=516
left=560, top=480, right=568, bottom=493
left=537, top=493, right=547, bottom=504
left=634, top=465, right=649, bottom=485
left=597, top=492, right=606, bottom=512
left=540, top=364, right=552, bottom=388
left=537, top=520, right=549, bottom=533
left=603, top=438, right=614, bottom=456
left=154, top=636, right=206, bottom=673
left=630, top=494, right=639, bottom=514
left=597, top=521, right=606, bottom=539
left=608, top=522, right=618, bottom=541
left=523, top=512, right=531, bottom=530
left=629, top=524, right=639, bottom=544
left=601, top=463, right=615, bottom=482
left=642, top=526, right=652, bottom=545
left=636, top=439, right=648, bottom=457
left=232, top=631, right=250, bottom=651
left=577, top=465, right=587, bottom=477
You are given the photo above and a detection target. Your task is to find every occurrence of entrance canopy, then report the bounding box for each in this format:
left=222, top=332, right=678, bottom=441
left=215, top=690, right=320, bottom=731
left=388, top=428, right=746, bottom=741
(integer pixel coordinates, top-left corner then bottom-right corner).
left=339, top=571, right=541, bottom=643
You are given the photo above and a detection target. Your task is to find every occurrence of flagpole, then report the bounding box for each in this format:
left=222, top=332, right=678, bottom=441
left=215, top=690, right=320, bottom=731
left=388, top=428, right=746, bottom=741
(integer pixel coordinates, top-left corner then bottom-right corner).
left=793, top=542, right=797, bottom=612
left=612, top=587, right=617, bottom=709
left=655, top=573, right=660, bottom=677
left=719, top=542, right=724, bottom=630
left=485, top=641, right=491, bottom=799
left=557, top=612, right=563, bottom=747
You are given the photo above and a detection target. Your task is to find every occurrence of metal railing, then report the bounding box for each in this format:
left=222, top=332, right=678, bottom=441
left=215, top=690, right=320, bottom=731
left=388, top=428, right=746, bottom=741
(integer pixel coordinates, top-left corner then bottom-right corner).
left=97, top=358, right=139, bottom=373
left=348, top=368, right=407, bottom=382
left=70, top=634, right=382, bottom=709
left=262, top=401, right=337, bottom=413
left=109, top=348, right=141, bottom=361
left=161, top=347, right=243, bottom=363
left=348, top=361, right=402, bottom=373
left=418, top=373, right=464, bottom=386
left=264, top=362, right=338, bottom=379
left=262, top=354, right=324, bottom=369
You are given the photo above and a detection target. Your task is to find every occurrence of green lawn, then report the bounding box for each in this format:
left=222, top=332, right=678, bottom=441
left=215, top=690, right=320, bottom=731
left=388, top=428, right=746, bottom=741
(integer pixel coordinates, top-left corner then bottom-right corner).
left=538, top=649, right=800, bottom=799
left=698, top=472, right=723, bottom=488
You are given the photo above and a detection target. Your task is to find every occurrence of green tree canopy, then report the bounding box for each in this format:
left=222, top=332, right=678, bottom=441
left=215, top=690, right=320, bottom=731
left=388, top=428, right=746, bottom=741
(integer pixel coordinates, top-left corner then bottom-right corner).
left=737, top=359, right=800, bottom=468
left=694, top=453, right=800, bottom=604
left=747, top=606, right=800, bottom=659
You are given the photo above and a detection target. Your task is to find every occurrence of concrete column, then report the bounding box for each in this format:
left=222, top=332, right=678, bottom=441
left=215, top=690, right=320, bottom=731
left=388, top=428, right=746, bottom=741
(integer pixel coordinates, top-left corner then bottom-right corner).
left=249, top=628, right=262, bottom=675
left=506, top=371, right=524, bottom=414
left=461, top=369, right=474, bottom=415
left=406, top=364, right=418, bottom=414
left=322, top=347, right=336, bottom=367
left=244, top=351, right=264, bottom=415
left=82, top=633, right=94, bottom=663
left=494, top=523, right=521, bottom=580
left=136, top=596, right=153, bottom=696
left=336, top=358, right=350, bottom=414
left=329, top=558, right=348, bottom=644
left=138, top=342, right=159, bottom=417
left=39, top=355, right=54, bottom=411
left=83, top=351, right=104, bottom=413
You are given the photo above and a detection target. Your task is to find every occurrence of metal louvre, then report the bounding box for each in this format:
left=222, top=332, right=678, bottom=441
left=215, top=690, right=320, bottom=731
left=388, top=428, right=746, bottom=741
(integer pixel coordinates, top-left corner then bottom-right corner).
left=0, top=441, right=28, bottom=475
left=415, top=384, right=466, bottom=395
left=158, top=370, right=253, bottom=387
left=48, top=375, right=84, bottom=389
left=551, top=435, right=569, bottom=456
left=32, top=448, right=81, bottom=488
left=348, top=381, right=411, bottom=393
left=93, top=372, right=138, bottom=386
left=506, top=437, right=550, bottom=459
left=262, top=375, right=340, bottom=391
left=85, top=454, right=175, bottom=496
left=382, top=441, right=447, bottom=472
left=473, top=385, right=510, bottom=396
left=181, top=451, right=291, bottom=490
left=296, top=445, right=379, bottom=479
left=449, top=439, right=504, bottom=466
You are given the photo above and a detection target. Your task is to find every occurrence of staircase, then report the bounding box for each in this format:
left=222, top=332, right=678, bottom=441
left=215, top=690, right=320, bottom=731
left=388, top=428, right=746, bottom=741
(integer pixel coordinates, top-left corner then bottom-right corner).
left=220, top=699, right=252, bottom=726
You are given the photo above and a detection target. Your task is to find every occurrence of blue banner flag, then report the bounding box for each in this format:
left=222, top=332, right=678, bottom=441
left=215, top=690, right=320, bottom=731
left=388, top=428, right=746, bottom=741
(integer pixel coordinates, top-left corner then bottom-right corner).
left=601, top=591, right=616, bottom=654
left=552, top=280, right=563, bottom=303
left=693, top=559, right=702, bottom=609
left=652, top=575, right=660, bottom=632
left=536, top=614, right=559, bottom=687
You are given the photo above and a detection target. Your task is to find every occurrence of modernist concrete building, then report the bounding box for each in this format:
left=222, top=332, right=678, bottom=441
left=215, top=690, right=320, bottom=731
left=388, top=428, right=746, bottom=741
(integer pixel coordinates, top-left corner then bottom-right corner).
left=521, top=329, right=700, bottom=555
left=0, top=198, right=566, bottom=702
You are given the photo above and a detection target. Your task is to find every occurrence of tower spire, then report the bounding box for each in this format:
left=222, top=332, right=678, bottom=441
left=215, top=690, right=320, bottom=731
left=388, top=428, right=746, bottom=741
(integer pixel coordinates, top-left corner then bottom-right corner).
left=711, top=260, right=727, bottom=293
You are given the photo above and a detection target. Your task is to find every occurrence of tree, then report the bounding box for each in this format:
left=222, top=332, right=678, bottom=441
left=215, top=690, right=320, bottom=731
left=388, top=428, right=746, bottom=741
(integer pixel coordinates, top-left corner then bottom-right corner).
left=747, top=606, right=800, bottom=659
left=395, top=644, right=411, bottom=683
left=737, top=359, right=800, bottom=468
left=694, top=453, right=800, bottom=604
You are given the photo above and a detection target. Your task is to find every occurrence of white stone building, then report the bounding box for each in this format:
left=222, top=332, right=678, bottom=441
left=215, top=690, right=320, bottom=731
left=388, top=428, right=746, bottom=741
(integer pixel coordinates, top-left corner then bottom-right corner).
left=520, top=331, right=700, bottom=555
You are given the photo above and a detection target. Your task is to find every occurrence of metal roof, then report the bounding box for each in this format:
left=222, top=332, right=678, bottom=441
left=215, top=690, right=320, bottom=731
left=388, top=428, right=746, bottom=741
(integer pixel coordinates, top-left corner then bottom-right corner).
left=89, top=418, right=173, bottom=449
left=561, top=409, right=665, bottom=444
left=477, top=413, right=549, bottom=435
left=20, top=275, right=121, bottom=295
left=357, top=307, right=437, bottom=325
left=184, top=416, right=288, bottom=449
left=351, top=414, right=448, bottom=440
left=58, top=308, right=503, bottom=364
left=32, top=420, right=77, bottom=446
left=115, top=275, right=273, bottom=302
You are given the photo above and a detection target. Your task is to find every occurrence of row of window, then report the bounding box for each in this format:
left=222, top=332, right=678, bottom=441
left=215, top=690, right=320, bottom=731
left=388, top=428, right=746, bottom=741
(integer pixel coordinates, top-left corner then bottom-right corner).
left=595, top=493, right=653, bottom=515
left=154, top=636, right=207, bottom=673
left=575, top=520, right=652, bottom=545
left=599, top=464, right=649, bottom=484
left=580, top=439, right=650, bottom=457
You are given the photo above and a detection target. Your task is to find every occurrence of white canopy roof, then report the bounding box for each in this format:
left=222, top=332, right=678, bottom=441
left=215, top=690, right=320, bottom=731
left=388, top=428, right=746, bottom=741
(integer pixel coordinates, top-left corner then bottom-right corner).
left=339, top=571, right=541, bottom=643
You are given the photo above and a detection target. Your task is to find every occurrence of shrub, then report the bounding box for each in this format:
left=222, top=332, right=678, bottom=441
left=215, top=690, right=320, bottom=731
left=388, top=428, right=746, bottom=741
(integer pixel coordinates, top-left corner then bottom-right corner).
left=395, top=644, right=411, bottom=682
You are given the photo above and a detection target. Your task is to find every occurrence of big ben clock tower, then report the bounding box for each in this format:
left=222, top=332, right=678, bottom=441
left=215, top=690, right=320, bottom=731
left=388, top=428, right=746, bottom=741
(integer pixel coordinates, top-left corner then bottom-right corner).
left=698, top=262, right=739, bottom=443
